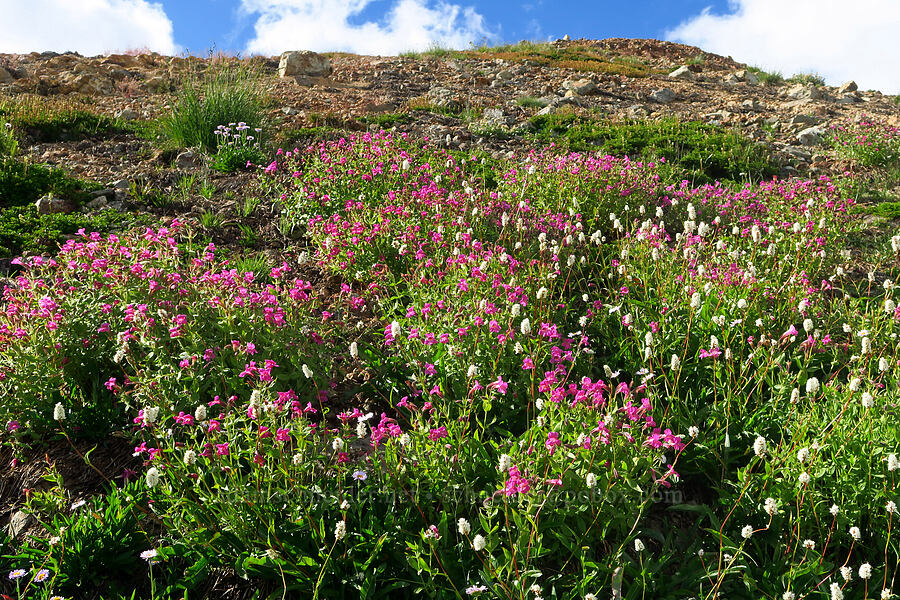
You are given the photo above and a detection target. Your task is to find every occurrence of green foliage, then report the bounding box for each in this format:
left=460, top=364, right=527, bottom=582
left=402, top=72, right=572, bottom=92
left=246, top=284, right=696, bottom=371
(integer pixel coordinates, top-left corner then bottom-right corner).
left=360, top=112, right=412, bottom=128
left=0, top=122, right=17, bottom=157
left=11, top=483, right=153, bottom=596
left=0, top=158, right=98, bottom=208
left=515, top=96, right=548, bottom=109
left=746, top=66, right=784, bottom=85
left=210, top=124, right=266, bottom=172
left=399, top=44, right=459, bottom=59
left=786, top=72, right=826, bottom=86
left=160, top=63, right=264, bottom=152
left=528, top=114, right=778, bottom=184
left=0, top=95, right=128, bottom=142
left=463, top=40, right=655, bottom=77
left=274, top=126, right=340, bottom=149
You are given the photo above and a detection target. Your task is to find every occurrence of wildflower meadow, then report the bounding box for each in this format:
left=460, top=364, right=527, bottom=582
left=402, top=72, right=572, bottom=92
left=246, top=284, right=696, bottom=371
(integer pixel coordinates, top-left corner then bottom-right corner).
left=1, top=126, right=898, bottom=599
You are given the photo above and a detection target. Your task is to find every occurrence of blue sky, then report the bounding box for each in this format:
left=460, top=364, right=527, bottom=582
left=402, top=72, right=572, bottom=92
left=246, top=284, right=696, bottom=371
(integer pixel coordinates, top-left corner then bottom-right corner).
left=0, top=0, right=898, bottom=92
left=159, top=0, right=731, bottom=56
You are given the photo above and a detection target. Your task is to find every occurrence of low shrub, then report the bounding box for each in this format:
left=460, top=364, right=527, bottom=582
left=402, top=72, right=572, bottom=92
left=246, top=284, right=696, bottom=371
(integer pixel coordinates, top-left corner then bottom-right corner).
left=528, top=115, right=778, bottom=184
left=209, top=123, right=266, bottom=172
left=0, top=95, right=127, bottom=142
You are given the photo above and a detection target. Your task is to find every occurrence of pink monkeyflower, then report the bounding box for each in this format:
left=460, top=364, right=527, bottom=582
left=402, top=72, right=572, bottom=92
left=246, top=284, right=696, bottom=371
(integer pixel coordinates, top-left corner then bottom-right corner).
left=428, top=426, right=448, bottom=441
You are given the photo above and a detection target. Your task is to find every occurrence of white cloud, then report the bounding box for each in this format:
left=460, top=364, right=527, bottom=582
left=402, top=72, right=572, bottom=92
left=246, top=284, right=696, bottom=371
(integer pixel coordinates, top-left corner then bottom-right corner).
left=0, top=0, right=177, bottom=56
left=241, top=0, right=491, bottom=56
left=667, top=0, right=900, bottom=94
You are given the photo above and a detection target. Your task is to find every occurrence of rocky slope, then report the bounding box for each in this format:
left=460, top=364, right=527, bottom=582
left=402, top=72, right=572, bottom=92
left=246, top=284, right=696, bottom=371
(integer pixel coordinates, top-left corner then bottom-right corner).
left=0, top=38, right=898, bottom=255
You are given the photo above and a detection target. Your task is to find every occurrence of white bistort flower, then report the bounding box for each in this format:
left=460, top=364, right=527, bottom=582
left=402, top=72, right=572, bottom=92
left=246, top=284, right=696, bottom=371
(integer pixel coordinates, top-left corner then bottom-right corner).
left=764, top=497, right=778, bottom=516
left=741, top=525, right=754, bottom=539
left=830, top=582, right=844, bottom=600
left=805, top=377, right=820, bottom=395
left=334, top=520, right=347, bottom=540
left=859, top=563, right=872, bottom=580
left=472, top=534, right=486, bottom=551
left=753, top=436, right=767, bottom=457
left=457, top=518, right=471, bottom=536
left=53, top=403, right=66, bottom=421
left=849, top=526, right=861, bottom=540
left=146, top=467, right=161, bottom=488
left=888, top=454, right=899, bottom=471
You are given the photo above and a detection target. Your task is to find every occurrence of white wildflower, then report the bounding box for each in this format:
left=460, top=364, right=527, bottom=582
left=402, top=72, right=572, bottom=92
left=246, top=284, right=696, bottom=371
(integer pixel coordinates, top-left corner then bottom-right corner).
left=849, top=526, right=861, bottom=540
left=753, top=436, right=767, bottom=457
left=457, top=518, right=471, bottom=536
left=520, top=318, right=532, bottom=335
left=145, top=467, right=160, bottom=488
left=859, top=563, right=872, bottom=580
left=764, top=497, right=778, bottom=516
left=862, top=392, right=874, bottom=409
left=830, top=582, right=844, bottom=600
left=302, top=364, right=313, bottom=379
left=741, top=525, right=753, bottom=539
left=472, top=534, right=486, bottom=551
left=634, top=538, right=645, bottom=552
left=53, top=403, right=66, bottom=421
left=194, top=405, right=207, bottom=422
left=888, top=454, right=899, bottom=471
left=805, top=377, right=820, bottom=395
left=499, top=454, right=512, bottom=472
left=334, top=520, right=346, bottom=540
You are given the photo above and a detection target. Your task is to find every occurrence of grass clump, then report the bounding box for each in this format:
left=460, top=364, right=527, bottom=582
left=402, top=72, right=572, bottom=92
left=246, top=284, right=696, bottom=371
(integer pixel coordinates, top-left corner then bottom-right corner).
left=399, top=44, right=459, bottom=59
left=786, top=71, right=826, bottom=86
left=746, top=66, right=784, bottom=85
left=464, top=41, right=654, bottom=77
left=528, top=114, right=778, bottom=184
left=160, top=63, right=264, bottom=152
left=515, top=96, right=548, bottom=109
left=0, top=95, right=128, bottom=142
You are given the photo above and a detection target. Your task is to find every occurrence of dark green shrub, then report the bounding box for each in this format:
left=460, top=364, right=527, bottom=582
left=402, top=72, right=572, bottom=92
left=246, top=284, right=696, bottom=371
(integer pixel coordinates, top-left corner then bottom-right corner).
left=528, top=115, right=778, bottom=184
left=0, top=158, right=98, bottom=208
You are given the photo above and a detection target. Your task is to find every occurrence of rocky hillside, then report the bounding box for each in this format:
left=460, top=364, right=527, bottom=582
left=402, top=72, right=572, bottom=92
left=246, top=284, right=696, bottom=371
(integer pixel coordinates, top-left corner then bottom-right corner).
left=1, top=38, right=897, bottom=187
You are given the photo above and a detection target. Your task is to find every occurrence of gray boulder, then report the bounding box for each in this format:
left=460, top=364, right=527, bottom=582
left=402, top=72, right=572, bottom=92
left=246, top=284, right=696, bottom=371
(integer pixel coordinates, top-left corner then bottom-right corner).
left=787, top=84, right=822, bottom=100
left=734, top=69, right=759, bottom=84
left=838, top=80, right=858, bottom=93
left=650, top=88, right=676, bottom=104
left=426, top=86, right=462, bottom=112
left=0, top=66, right=14, bottom=84
left=175, top=151, right=200, bottom=170
left=278, top=51, right=333, bottom=79
left=668, top=65, right=695, bottom=80
left=797, top=126, right=825, bottom=146
left=35, top=195, right=76, bottom=215
left=562, top=78, right=598, bottom=96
